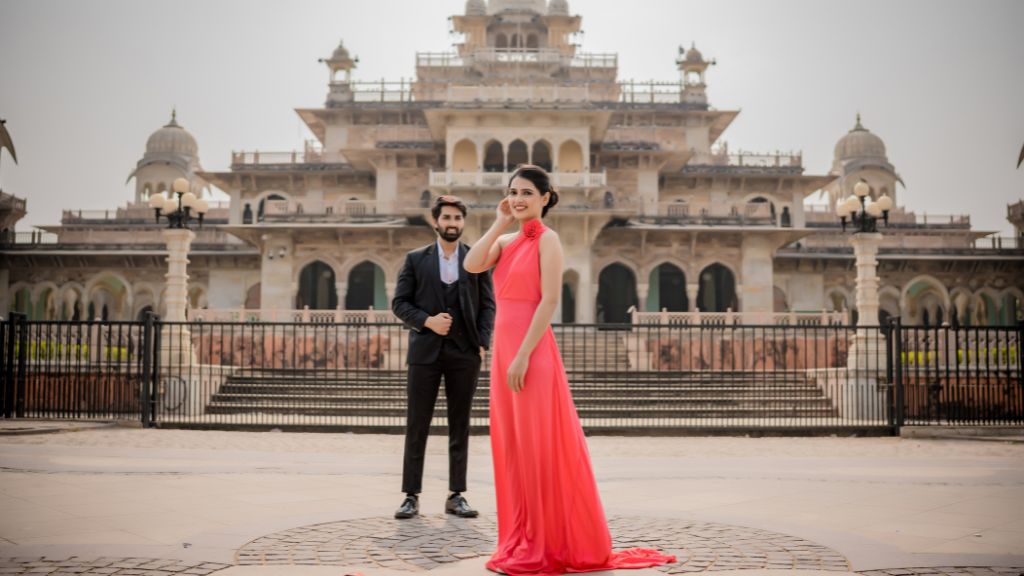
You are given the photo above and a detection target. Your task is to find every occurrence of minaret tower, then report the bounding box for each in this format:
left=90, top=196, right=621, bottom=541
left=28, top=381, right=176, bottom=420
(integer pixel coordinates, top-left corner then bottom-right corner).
left=677, top=42, right=715, bottom=106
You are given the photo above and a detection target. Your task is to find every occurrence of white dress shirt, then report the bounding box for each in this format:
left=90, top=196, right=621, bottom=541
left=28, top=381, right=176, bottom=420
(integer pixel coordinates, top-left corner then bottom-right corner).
left=437, top=240, right=460, bottom=285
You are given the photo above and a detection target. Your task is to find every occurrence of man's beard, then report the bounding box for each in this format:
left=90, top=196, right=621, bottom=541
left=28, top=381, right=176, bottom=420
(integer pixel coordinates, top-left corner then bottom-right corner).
left=435, top=225, right=463, bottom=242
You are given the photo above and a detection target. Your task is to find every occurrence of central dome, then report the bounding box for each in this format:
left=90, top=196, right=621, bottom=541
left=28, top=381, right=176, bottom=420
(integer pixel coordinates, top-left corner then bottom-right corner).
left=145, top=111, right=198, bottom=158
left=487, top=0, right=547, bottom=14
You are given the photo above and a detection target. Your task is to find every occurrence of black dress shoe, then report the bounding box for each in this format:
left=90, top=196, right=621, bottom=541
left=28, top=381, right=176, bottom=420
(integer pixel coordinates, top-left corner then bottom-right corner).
left=445, top=493, right=479, bottom=518
left=394, top=495, right=419, bottom=519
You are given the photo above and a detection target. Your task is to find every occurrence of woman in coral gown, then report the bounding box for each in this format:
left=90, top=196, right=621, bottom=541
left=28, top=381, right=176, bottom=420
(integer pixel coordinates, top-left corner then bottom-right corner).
left=464, top=165, right=676, bottom=576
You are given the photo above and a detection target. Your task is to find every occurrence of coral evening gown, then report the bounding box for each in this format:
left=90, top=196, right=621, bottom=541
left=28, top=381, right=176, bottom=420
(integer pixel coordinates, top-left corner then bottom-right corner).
left=486, top=218, right=676, bottom=576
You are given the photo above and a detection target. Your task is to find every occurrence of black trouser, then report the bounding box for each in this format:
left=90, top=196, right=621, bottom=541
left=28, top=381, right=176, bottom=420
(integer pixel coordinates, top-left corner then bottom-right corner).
left=401, top=339, right=482, bottom=495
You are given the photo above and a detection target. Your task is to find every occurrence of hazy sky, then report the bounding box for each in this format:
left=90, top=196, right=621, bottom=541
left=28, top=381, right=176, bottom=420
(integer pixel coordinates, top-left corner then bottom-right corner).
left=1, top=0, right=1022, bottom=234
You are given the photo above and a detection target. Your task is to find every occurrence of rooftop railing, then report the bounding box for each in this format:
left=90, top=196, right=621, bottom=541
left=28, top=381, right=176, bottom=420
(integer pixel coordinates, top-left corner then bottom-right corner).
left=60, top=203, right=230, bottom=223
left=330, top=79, right=711, bottom=106
left=416, top=48, right=617, bottom=69
left=0, top=193, right=27, bottom=212
left=803, top=205, right=971, bottom=228
left=429, top=170, right=606, bottom=189
left=0, top=230, right=58, bottom=246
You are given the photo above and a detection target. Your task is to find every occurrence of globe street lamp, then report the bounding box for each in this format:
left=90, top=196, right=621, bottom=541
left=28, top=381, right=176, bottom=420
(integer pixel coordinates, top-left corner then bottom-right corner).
left=147, top=177, right=207, bottom=366
left=836, top=181, right=892, bottom=370
left=835, top=181, right=893, bottom=233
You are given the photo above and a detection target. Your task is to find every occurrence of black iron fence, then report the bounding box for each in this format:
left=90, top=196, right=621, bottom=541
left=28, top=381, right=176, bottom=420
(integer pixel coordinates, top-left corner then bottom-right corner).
left=2, top=313, right=1021, bottom=434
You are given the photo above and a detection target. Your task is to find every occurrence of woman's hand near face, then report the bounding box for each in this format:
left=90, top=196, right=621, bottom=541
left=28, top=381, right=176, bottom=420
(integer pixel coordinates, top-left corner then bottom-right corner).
left=496, top=197, right=516, bottom=229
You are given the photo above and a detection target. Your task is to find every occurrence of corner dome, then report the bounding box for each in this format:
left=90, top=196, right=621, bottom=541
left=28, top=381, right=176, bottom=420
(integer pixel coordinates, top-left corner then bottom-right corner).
left=145, top=110, right=198, bottom=157
left=465, top=0, right=486, bottom=15
left=834, top=114, right=887, bottom=161
left=488, top=0, right=547, bottom=14
left=331, top=40, right=351, bottom=61
left=548, top=0, right=569, bottom=15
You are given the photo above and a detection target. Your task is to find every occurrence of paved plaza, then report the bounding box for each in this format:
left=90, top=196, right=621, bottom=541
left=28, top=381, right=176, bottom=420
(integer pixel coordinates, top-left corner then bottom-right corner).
left=0, top=423, right=1022, bottom=575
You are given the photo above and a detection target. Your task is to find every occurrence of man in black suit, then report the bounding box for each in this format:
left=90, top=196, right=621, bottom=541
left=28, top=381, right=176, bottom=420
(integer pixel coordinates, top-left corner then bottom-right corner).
left=391, top=195, right=495, bottom=519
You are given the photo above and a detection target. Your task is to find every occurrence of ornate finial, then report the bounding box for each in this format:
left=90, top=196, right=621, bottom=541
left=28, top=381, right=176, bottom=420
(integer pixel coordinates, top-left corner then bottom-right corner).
left=854, top=112, right=864, bottom=131
left=166, top=107, right=179, bottom=127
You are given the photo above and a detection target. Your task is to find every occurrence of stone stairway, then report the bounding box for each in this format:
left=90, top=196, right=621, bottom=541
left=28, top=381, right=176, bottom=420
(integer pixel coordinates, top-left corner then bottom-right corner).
left=206, top=367, right=839, bottom=421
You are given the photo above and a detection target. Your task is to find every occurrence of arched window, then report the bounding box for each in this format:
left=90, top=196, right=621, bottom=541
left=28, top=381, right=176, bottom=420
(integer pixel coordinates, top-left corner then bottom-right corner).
left=297, top=261, right=338, bottom=310
left=242, top=204, right=253, bottom=224
left=526, top=34, right=539, bottom=50
left=696, top=263, right=737, bottom=312
left=420, top=190, right=432, bottom=208
left=495, top=33, right=508, bottom=49
left=507, top=140, right=528, bottom=171
left=532, top=140, right=552, bottom=171
left=483, top=140, right=504, bottom=172
left=596, top=263, right=638, bottom=324
left=346, top=261, right=387, bottom=310
left=558, top=140, right=583, bottom=172
left=452, top=139, right=477, bottom=172
left=258, top=194, right=285, bottom=222
left=647, top=264, right=687, bottom=312
left=245, top=283, right=261, bottom=310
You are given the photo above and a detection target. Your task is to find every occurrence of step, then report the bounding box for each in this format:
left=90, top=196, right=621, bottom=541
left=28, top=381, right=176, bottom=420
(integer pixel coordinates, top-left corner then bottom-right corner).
left=205, top=403, right=838, bottom=419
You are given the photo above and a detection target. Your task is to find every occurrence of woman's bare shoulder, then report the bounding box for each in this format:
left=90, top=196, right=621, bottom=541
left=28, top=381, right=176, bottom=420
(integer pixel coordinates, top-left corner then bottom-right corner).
left=496, top=232, right=518, bottom=248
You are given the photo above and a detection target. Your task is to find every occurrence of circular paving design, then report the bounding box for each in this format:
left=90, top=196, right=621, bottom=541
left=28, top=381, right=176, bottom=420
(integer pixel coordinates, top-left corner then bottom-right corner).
left=235, top=514, right=852, bottom=572
left=859, top=568, right=1024, bottom=576
left=0, top=556, right=231, bottom=575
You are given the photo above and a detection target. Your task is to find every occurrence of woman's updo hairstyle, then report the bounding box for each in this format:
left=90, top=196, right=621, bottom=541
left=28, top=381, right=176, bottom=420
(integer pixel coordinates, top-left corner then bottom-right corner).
left=508, top=164, right=559, bottom=217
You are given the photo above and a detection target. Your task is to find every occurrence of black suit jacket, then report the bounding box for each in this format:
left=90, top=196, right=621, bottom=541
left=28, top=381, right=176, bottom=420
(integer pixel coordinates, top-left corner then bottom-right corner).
left=391, top=241, right=496, bottom=365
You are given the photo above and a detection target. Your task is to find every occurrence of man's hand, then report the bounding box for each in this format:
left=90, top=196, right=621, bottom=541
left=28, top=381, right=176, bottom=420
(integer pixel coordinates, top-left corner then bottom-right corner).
left=424, top=313, right=453, bottom=336
left=479, top=346, right=486, bottom=357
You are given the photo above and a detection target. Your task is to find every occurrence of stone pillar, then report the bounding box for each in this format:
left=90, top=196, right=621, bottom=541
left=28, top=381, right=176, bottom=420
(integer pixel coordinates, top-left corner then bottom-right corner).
left=160, top=228, right=197, bottom=366
left=636, top=283, right=649, bottom=314
left=637, top=169, right=659, bottom=217
left=375, top=163, right=398, bottom=213
left=847, top=232, right=887, bottom=370
left=574, top=258, right=595, bottom=324
left=259, top=234, right=295, bottom=311
left=686, top=283, right=699, bottom=311
left=741, top=235, right=774, bottom=317
left=0, top=268, right=9, bottom=318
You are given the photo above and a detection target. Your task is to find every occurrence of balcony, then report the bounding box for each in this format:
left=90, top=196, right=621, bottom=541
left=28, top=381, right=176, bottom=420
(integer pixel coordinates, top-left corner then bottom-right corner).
left=256, top=199, right=403, bottom=224
left=642, top=201, right=780, bottom=227
left=684, top=150, right=804, bottom=175
left=61, top=203, right=230, bottom=224
left=803, top=205, right=971, bottom=229
left=429, top=170, right=606, bottom=189
left=230, top=142, right=352, bottom=172
left=328, top=79, right=706, bottom=108
left=0, top=230, right=58, bottom=246
left=416, top=49, right=617, bottom=70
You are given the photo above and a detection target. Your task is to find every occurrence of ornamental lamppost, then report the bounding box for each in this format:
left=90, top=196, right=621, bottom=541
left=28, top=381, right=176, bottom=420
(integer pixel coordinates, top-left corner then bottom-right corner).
left=148, top=177, right=208, bottom=365
left=835, top=181, right=893, bottom=370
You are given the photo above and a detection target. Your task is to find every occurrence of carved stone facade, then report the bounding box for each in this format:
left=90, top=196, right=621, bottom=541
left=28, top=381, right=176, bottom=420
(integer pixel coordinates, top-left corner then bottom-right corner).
left=2, top=0, right=1022, bottom=327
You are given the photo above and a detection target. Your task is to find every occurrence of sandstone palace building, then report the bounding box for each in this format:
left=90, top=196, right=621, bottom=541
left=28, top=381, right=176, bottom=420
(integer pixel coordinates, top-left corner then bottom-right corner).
left=3, top=0, right=1023, bottom=328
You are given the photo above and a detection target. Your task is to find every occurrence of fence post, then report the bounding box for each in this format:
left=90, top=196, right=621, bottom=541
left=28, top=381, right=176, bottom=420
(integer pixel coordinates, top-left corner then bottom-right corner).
left=2, top=314, right=16, bottom=418
left=892, top=316, right=904, bottom=432
left=14, top=313, right=28, bottom=418
left=141, top=311, right=155, bottom=427
left=149, top=314, right=163, bottom=427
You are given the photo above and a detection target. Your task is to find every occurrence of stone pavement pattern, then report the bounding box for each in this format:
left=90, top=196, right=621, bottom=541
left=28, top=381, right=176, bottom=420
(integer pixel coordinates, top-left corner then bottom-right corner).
left=1, top=425, right=1023, bottom=575
left=235, top=514, right=850, bottom=572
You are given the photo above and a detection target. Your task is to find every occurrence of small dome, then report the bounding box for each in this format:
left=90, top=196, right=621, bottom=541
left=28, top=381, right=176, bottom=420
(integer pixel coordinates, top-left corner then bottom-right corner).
left=465, top=0, right=486, bottom=15
left=488, top=0, right=546, bottom=14
left=145, top=110, right=198, bottom=157
left=331, top=40, right=351, bottom=61
left=548, top=0, right=569, bottom=15
left=685, top=45, right=704, bottom=63
left=834, top=114, right=887, bottom=160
